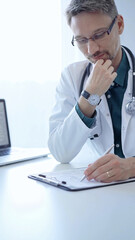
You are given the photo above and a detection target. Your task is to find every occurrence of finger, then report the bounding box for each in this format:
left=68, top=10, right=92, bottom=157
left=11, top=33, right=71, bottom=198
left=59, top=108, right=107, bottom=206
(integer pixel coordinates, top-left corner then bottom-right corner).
left=94, top=167, right=124, bottom=183
left=108, top=66, right=114, bottom=74
left=111, top=72, right=117, bottom=80
left=95, top=169, right=115, bottom=182
left=107, top=71, right=117, bottom=85
left=88, top=163, right=92, bottom=167
left=96, top=59, right=104, bottom=65
left=87, top=155, right=126, bottom=183
left=93, top=154, right=123, bottom=180
left=87, top=163, right=113, bottom=180
left=102, top=59, right=112, bottom=69
left=85, top=154, right=113, bottom=176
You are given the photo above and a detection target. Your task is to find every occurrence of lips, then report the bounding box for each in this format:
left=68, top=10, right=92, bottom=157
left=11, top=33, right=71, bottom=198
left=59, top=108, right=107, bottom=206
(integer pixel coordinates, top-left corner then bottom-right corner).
left=87, top=52, right=108, bottom=63
left=93, top=53, right=105, bottom=61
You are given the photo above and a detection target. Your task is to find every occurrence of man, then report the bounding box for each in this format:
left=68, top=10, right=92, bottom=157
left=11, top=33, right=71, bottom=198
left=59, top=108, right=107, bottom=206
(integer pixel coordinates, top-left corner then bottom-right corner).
left=48, top=0, right=135, bottom=183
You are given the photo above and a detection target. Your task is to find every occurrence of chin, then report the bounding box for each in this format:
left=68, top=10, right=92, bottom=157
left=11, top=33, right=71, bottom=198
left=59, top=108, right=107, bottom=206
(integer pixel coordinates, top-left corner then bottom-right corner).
left=86, top=57, right=96, bottom=64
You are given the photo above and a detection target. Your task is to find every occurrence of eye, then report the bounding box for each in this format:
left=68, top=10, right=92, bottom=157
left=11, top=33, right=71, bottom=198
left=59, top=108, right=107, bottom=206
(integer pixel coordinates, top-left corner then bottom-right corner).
left=93, top=31, right=106, bottom=40
left=75, top=38, right=88, bottom=44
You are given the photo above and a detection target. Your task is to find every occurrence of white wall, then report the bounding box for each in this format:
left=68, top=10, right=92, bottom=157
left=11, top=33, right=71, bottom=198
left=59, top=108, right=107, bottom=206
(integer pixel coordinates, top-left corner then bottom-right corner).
left=115, top=0, right=135, bottom=52
left=0, top=0, right=61, bottom=148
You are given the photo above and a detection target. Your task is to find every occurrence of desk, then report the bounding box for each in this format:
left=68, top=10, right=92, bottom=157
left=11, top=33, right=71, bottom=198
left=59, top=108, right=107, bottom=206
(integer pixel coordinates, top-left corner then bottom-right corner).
left=0, top=151, right=135, bottom=240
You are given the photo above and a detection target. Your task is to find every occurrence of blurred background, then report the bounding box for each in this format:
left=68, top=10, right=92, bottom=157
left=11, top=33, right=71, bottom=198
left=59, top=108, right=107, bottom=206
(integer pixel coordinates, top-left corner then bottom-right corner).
left=0, top=0, right=134, bottom=148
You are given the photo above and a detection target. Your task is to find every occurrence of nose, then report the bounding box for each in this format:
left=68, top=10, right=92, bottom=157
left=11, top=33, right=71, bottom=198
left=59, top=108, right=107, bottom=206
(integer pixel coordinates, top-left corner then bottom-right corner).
left=87, top=39, right=99, bottom=55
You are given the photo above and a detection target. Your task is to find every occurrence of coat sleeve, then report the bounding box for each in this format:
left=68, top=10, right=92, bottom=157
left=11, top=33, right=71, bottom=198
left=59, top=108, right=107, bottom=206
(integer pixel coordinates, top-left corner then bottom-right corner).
left=48, top=62, right=99, bottom=163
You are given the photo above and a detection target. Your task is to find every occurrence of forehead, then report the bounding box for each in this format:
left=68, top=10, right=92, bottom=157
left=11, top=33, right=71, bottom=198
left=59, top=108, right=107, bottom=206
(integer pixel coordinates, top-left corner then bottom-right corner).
left=70, top=12, right=112, bottom=36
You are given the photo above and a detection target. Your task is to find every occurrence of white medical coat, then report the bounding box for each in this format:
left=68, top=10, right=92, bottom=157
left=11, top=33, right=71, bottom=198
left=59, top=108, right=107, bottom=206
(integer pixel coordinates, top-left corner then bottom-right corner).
left=48, top=50, right=135, bottom=163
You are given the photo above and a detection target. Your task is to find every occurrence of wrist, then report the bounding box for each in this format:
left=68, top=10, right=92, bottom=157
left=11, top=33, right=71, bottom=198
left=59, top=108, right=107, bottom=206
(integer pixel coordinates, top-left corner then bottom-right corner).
left=78, top=96, right=96, bottom=118
left=81, top=90, right=101, bottom=106
left=127, top=157, right=135, bottom=178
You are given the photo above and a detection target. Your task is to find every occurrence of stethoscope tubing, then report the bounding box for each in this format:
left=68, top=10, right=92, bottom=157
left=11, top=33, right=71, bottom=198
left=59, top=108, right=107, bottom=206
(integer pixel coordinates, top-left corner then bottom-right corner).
left=122, top=46, right=135, bottom=97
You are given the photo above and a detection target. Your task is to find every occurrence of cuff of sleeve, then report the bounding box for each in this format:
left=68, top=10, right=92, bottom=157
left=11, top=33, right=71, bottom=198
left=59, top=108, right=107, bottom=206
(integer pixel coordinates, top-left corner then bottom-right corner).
left=75, top=103, right=96, bottom=128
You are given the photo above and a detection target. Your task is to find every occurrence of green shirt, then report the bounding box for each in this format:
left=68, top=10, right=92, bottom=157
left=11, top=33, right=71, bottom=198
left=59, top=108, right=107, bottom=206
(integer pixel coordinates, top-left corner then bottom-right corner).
left=76, top=49, right=130, bottom=158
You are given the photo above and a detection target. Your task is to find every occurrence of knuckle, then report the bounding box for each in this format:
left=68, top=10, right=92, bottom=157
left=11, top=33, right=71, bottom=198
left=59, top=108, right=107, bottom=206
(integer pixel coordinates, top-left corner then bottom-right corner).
left=105, top=72, right=112, bottom=80
left=110, top=66, right=114, bottom=71
left=95, top=160, right=101, bottom=169
left=107, top=59, right=112, bottom=65
left=108, top=153, right=114, bottom=157
left=98, top=59, right=104, bottom=64
left=113, top=159, right=120, bottom=168
left=94, top=169, right=100, bottom=177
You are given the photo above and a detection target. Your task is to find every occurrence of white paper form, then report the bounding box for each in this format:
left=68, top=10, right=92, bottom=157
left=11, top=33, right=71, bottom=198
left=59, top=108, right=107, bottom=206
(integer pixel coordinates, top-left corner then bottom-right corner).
left=29, top=167, right=135, bottom=191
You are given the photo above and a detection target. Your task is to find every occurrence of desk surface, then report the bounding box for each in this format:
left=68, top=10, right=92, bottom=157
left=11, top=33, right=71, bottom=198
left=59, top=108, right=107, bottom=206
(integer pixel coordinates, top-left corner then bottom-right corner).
left=0, top=152, right=135, bottom=240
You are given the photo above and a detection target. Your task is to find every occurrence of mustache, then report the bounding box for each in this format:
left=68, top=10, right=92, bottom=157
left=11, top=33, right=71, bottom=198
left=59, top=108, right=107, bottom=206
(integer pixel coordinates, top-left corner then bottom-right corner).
left=88, top=51, right=107, bottom=58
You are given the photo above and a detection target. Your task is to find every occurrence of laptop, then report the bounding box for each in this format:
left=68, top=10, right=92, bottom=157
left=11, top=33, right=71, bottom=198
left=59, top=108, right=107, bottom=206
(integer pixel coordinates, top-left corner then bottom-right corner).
left=0, top=99, right=50, bottom=166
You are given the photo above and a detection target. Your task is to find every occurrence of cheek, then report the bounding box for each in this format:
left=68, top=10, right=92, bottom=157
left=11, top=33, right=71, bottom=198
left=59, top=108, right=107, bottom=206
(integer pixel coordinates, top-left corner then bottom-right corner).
left=112, top=36, right=120, bottom=55
left=110, top=29, right=120, bottom=49
left=78, top=45, right=88, bottom=56
left=106, top=33, right=120, bottom=56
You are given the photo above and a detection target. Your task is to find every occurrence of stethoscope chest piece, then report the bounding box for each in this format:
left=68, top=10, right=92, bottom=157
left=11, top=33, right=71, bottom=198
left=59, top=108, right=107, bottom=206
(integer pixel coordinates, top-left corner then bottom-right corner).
left=125, top=97, right=135, bottom=115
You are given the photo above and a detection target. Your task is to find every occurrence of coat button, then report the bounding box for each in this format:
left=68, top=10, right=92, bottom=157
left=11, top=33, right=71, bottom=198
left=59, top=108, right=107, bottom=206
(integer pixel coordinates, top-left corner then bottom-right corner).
left=107, top=94, right=111, bottom=99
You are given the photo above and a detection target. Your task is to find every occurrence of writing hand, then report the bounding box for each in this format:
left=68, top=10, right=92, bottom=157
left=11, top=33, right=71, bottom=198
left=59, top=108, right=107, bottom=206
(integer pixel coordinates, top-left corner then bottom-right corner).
left=84, top=154, right=131, bottom=183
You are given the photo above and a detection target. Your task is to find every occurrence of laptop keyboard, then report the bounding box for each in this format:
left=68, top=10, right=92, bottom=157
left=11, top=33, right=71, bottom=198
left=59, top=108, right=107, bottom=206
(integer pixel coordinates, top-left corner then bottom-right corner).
left=0, top=149, right=11, bottom=156
left=0, top=148, right=25, bottom=157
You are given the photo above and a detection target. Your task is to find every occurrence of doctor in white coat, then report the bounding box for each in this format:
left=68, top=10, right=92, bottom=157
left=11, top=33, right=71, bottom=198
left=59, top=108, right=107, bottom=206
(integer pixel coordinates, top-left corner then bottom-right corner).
left=48, top=0, right=135, bottom=183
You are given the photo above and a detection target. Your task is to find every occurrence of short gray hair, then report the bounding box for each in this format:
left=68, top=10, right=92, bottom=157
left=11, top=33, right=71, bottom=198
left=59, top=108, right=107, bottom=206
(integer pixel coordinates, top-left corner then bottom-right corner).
left=66, top=0, right=118, bottom=25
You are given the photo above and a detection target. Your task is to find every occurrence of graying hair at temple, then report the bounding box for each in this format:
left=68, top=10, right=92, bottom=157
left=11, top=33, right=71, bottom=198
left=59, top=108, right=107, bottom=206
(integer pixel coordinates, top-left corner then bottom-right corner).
left=66, top=0, right=118, bottom=25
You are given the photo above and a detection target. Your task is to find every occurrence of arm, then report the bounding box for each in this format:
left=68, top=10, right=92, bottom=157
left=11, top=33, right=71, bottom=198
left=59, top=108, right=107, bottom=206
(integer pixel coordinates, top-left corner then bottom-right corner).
left=78, top=59, right=117, bottom=117
left=48, top=63, right=93, bottom=163
left=48, top=60, right=117, bottom=163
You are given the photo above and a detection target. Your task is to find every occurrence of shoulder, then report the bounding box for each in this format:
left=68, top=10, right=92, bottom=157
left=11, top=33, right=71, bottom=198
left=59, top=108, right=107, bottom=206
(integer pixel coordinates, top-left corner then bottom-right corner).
left=62, top=60, right=90, bottom=82
left=66, top=60, right=90, bottom=73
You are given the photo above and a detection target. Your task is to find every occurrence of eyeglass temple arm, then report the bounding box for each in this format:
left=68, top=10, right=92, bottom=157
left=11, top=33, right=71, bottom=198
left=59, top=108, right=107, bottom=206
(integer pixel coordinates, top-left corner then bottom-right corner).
left=71, top=36, right=74, bottom=46
left=107, top=16, right=117, bottom=35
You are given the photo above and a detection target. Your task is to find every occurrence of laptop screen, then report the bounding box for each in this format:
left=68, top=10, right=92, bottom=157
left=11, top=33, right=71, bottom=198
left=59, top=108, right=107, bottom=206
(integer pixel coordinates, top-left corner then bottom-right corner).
left=0, top=100, right=11, bottom=148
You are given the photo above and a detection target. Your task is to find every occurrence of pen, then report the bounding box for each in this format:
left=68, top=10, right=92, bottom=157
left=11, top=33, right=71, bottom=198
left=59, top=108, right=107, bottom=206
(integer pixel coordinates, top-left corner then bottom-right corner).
left=80, top=144, right=114, bottom=182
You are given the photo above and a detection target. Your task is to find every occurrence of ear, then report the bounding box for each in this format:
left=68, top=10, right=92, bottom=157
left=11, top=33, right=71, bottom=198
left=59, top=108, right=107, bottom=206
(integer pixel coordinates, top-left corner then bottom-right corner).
left=117, top=15, right=124, bottom=35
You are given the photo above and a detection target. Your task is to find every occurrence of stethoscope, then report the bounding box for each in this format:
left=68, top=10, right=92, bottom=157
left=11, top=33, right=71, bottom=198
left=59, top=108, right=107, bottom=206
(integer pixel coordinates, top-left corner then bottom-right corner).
left=79, top=46, right=135, bottom=115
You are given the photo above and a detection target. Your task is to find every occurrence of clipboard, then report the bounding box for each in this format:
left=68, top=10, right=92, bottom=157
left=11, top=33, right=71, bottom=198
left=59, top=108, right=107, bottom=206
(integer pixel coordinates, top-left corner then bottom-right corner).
left=28, top=167, right=135, bottom=191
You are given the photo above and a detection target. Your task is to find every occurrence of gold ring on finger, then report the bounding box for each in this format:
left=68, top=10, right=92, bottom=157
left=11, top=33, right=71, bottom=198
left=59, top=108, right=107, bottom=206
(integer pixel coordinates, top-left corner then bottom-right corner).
left=106, top=171, right=111, bottom=178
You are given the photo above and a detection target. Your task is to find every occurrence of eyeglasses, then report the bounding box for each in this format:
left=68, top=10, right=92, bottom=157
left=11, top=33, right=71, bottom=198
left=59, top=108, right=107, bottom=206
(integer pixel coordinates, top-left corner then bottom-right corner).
left=71, top=16, right=117, bottom=47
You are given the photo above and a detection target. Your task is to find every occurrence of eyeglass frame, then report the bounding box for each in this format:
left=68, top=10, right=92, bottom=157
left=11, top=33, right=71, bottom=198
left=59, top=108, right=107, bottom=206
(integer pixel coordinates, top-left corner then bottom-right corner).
left=71, top=16, right=117, bottom=47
